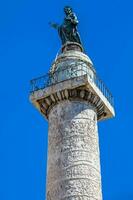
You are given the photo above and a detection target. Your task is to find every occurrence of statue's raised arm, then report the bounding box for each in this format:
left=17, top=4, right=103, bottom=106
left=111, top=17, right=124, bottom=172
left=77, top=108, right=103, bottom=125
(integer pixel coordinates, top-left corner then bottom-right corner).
left=50, top=6, right=82, bottom=46
left=49, top=22, right=59, bottom=30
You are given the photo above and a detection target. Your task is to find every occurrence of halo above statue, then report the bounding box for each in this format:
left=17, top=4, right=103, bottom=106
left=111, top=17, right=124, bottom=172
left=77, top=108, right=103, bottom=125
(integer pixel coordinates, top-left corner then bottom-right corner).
left=50, top=6, right=83, bottom=49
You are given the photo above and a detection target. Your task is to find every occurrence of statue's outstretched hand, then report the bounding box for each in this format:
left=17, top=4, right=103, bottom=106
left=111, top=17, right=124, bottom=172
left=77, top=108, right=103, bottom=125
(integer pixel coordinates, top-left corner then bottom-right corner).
left=49, top=22, right=59, bottom=30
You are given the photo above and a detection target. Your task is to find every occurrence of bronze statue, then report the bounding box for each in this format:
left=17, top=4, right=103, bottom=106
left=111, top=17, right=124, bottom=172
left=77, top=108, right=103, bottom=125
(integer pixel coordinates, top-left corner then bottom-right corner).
left=50, top=6, right=82, bottom=46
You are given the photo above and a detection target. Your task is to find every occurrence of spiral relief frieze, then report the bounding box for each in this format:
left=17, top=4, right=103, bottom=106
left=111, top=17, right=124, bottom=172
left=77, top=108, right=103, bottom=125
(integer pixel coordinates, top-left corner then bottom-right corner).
left=47, top=101, right=102, bottom=200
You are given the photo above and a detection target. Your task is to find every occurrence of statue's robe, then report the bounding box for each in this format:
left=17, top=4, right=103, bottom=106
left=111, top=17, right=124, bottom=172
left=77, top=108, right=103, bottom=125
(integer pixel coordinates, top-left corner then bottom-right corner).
left=58, top=13, right=82, bottom=45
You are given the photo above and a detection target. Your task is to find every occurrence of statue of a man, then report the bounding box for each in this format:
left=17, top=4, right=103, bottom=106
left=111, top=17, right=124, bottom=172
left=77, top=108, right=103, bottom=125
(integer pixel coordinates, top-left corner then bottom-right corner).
left=50, top=6, right=82, bottom=46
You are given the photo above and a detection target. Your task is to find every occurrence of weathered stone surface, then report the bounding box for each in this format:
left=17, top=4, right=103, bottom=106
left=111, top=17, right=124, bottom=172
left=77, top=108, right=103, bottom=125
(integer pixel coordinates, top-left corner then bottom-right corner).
left=29, top=46, right=115, bottom=200
left=47, top=100, right=102, bottom=200
left=30, top=48, right=115, bottom=121
left=50, top=49, right=94, bottom=75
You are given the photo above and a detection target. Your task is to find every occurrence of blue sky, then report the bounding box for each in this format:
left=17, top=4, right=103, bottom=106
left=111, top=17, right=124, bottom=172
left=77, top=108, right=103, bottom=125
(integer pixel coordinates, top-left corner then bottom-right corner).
left=0, top=0, right=133, bottom=199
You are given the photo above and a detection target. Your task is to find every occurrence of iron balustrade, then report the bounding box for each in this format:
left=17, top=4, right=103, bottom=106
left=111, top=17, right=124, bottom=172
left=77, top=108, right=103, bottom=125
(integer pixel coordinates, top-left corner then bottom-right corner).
left=30, top=64, right=114, bottom=106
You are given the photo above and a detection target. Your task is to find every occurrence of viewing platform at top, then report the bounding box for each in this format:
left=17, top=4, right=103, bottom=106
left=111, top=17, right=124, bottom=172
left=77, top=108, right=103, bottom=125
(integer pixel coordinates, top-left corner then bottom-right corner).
left=30, top=42, right=115, bottom=121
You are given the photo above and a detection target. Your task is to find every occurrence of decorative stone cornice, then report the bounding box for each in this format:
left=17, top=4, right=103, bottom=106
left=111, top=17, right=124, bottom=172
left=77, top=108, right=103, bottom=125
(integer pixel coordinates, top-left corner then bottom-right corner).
left=37, top=88, right=106, bottom=121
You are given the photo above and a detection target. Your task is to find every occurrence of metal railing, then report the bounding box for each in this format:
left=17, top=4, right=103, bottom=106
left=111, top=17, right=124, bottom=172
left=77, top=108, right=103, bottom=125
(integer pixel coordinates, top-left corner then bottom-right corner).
left=30, top=64, right=114, bottom=106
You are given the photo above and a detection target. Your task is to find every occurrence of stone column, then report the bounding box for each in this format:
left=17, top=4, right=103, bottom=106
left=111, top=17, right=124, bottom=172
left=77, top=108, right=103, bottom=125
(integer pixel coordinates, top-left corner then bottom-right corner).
left=30, top=43, right=115, bottom=200
left=47, top=100, right=102, bottom=200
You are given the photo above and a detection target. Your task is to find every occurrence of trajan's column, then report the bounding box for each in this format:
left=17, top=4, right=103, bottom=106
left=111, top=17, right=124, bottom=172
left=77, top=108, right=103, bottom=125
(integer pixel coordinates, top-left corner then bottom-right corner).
left=30, top=6, right=115, bottom=200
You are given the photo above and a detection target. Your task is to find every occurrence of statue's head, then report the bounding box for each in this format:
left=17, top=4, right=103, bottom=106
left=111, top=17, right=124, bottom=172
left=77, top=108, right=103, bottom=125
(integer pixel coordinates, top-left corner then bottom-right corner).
left=64, top=6, right=72, bottom=15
